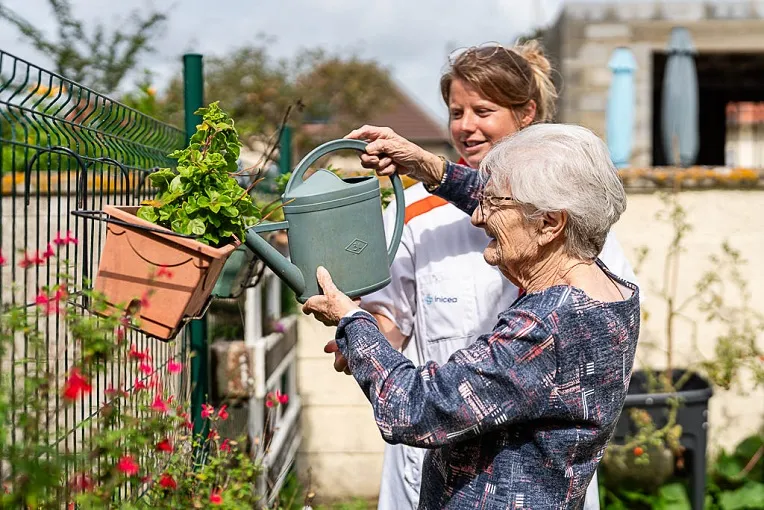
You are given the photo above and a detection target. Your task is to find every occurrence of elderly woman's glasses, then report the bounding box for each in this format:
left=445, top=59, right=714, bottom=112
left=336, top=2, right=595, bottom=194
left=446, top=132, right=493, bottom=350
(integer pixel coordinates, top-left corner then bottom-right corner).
left=447, top=42, right=521, bottom=66
left=477, top=192, right=516, bottom=217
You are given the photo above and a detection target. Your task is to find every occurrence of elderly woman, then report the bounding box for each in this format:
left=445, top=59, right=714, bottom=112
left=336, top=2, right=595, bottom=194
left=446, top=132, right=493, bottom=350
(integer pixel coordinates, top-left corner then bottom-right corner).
left=303, top=124, right=640, bottom=509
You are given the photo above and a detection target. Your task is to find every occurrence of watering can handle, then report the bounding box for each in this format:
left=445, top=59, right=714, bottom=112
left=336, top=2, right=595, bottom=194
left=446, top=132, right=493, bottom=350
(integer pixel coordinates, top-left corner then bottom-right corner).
left=285, top=138, right=405, bottom=266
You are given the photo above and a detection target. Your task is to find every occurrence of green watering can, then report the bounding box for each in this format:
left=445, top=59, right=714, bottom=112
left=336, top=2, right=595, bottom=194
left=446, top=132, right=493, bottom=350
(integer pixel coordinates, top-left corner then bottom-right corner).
left=244, top=139, right=405, bottom=303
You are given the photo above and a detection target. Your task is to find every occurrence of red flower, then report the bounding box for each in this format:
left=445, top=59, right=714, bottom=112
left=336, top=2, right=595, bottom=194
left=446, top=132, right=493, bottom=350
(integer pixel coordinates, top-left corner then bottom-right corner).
left=53, top=231, right=78, bottom=246
left=63, top=368, right=92, bottom=401
left=168, top=360, right=183, bottom=374
left=140, top=291, right=151, bottom=309
left=0, top=250, right=6, bottom=266
left=133, top=378, right=148, bottom=392
left=158, top=473, right=177, bottom=490
left=128, top=344, right=149, bottom=362
left=68, top=472, right=94, bottom=492
left=210, top=489, right=223, bottom=505
left=265, top=399, right=275, bottom=408
left=220, top=439, right=231, bottom=453
left=207, top=429, right=219, bottom=441
left=156, top=438, right=173, bottom=453
left=139, top=362, right=153, bottom=375
left=105, top=386, right=128, bottom=399
left=218, top=404, right=229, bottom=421
left=42, top=244, right=56, bottom=259
left=115, top=326, right=126, bottom=343
left=150, top=394, right=169, bottom=413
left=276, top=391, right=289, bottom=405
left=157, top=266, right=174, bottom=279
left=116, top=455, right=139, bottom=477
left=201, top=403, right=214, bottom=419
left=19, top=251, right=46, bottom=268
left=34, top=288, right=66, bottom=315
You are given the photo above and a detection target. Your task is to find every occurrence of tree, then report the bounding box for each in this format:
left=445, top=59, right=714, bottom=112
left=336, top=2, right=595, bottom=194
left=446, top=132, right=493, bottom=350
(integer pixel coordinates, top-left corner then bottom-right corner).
left=0, top=0, right=166, bottom=94
left=158, top=42, right=396, bottom=157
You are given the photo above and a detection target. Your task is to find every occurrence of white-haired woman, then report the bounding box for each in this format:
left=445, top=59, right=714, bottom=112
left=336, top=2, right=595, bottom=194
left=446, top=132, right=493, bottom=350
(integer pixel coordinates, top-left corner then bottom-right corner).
left=303, top=124, right=640, bottom=509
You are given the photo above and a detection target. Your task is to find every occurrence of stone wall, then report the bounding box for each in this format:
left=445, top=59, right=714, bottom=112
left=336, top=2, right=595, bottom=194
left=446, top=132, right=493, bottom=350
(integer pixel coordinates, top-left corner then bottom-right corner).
left=547, top=1, right=764, bottom=166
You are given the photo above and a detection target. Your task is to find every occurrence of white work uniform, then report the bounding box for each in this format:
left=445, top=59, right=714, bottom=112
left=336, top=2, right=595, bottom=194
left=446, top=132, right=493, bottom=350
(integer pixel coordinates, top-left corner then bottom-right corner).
left=361, top=183, right=638, bottom=510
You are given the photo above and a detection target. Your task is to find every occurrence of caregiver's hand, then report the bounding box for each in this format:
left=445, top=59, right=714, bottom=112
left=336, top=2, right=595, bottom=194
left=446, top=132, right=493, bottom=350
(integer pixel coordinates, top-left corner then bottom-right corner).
left=324, top=340, right=351, bottom=375
left=346, top=125, right=444, bottom=187
left=302, top=266, right=360, bottom=327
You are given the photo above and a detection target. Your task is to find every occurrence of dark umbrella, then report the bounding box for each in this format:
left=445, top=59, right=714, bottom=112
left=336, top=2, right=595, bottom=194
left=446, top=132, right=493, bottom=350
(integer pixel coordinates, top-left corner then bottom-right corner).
left=661, top=27, right=699, bottom=167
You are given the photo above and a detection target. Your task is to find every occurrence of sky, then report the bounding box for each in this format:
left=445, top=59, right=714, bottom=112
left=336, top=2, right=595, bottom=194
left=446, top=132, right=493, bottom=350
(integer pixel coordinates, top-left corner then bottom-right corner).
left=0, top=0, right=578, bottom=123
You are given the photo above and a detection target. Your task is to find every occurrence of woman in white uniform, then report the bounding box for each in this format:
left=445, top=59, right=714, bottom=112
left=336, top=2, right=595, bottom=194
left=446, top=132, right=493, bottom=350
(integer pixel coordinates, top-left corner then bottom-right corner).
left=328, top=41, right=638, bottom=510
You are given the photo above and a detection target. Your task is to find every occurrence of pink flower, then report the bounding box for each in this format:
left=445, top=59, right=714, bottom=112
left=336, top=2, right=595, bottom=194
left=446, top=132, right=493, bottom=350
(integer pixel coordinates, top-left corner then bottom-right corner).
left=68, top=472, right=94, bottom=492
left=63, top=368, right=92, bottom=401
left=42, top=244, right=56, bottom=259
left=138, top=362, right=153, bottom=375
left=265, top=399, right=275, bottom=408
left=167, top=360, right=183, bottom=374
left=35, top=288, right=67, bottom=315
left=220, top=439, right=231, bottom=453
left=210, top=489, right=223, bottom=505
left=218, top=404, right=229, bottom=421
left=156, top=438, right=173, bottom=453
left=158, top=473, right=177, bottom=490
left=53, top=231, right=78, bottom=246
left=105, top=386, right=128, bottom=399
left=276, top=391, right=289, bottom=405
left=207, top=429, right=219, bottom=441
left=133, top=378, right=148, bottom=392
left=116, top=455, right=139, bottom=477
left=156, top=266, right=174, bottom=279
left=0, top=250, right=6, bottom=266
left=150, top=394, right=169, bottom=413
left=19, top=251, right=46, bottom=268
left=128, top=345, right=150, bottom=362
left=201, top=403, right=214, bottom=419
left=140, top=291, right=151, bottom=309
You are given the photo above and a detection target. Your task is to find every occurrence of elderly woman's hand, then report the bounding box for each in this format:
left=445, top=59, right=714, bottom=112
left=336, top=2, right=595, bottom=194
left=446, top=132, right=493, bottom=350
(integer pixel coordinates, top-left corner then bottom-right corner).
left=346, top=125, right=445, bottom=187
left=302, top=267, right=360, bottom=327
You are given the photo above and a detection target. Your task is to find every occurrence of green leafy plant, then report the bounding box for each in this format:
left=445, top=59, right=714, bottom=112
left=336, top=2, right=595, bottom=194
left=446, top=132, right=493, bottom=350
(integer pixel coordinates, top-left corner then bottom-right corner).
left=137, top=102, right=261, bottom=246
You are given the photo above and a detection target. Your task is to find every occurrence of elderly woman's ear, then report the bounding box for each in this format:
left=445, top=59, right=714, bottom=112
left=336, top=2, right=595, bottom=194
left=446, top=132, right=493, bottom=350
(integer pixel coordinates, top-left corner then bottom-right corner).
left=536, top=210, right=568, bottom=247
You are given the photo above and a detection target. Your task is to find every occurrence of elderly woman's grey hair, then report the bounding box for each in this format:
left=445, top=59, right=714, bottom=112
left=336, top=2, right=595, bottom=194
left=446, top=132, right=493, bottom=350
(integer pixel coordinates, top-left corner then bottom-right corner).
left=479, top=124, right=627, bottom=260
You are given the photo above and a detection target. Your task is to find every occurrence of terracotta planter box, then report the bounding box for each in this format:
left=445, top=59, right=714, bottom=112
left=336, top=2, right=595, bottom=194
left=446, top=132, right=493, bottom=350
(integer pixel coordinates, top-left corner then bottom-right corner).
left=93, top=205, right=238, bottom=340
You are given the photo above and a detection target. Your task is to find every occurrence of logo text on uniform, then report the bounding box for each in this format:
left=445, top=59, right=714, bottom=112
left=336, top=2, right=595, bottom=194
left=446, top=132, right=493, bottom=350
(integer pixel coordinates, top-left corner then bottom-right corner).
left=424, top=294, right=458, bottom=305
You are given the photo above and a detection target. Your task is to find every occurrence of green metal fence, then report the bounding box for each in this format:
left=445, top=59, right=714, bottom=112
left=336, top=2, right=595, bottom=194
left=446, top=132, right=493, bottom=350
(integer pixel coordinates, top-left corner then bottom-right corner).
left=0, top=48, right=188, bottom=489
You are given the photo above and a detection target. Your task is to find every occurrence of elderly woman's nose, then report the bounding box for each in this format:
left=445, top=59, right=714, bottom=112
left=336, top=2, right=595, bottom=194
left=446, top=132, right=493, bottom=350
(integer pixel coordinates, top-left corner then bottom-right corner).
left=471, top=205, right=484, bottom=227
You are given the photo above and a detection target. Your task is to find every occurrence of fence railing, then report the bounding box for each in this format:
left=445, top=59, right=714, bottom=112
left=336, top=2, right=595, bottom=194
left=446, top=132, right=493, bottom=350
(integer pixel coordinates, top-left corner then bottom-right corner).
left=0, top=48, right=187, bottom=492
left=0, top=48, right=300, bottom=505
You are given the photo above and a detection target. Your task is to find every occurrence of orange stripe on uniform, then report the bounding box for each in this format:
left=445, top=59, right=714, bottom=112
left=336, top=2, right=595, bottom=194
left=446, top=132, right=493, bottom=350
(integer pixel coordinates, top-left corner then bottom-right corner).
left=404, top=196, right=449, bottom=224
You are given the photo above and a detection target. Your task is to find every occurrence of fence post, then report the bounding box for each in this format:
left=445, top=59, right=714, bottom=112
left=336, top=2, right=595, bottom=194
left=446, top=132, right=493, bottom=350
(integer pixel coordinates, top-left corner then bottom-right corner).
left=278, top=125, right=292, bottom=174
left=182, top=53, right=208, bottom=439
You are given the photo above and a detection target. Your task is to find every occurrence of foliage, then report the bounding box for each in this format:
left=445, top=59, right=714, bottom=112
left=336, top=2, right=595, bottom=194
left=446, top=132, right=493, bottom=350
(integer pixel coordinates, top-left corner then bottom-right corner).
left=121, top=71, right=161, bottom=118
left=155, top=41, right=396, bottom=157
left=137, top=102, right=261, bottom=246
left=0, top=0, right=166, bottom=94
left=0, top=235, right=291, bottom=508
left=601, top=431, right=764, bottom=510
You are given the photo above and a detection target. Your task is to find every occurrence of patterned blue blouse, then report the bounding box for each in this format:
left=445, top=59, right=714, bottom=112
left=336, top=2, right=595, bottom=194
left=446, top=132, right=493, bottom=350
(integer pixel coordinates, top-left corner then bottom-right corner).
left=335, top=161, right=640, bottom=509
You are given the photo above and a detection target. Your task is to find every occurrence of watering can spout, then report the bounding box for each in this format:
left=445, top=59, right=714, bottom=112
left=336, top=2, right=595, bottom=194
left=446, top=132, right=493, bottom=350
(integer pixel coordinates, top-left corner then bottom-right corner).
left=244, top=223, right=305, bottom=297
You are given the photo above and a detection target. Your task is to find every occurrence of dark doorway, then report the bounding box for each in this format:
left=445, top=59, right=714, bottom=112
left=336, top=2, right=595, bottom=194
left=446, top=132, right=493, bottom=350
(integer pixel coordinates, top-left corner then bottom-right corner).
left=652, top=52, right=764, bottom=166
